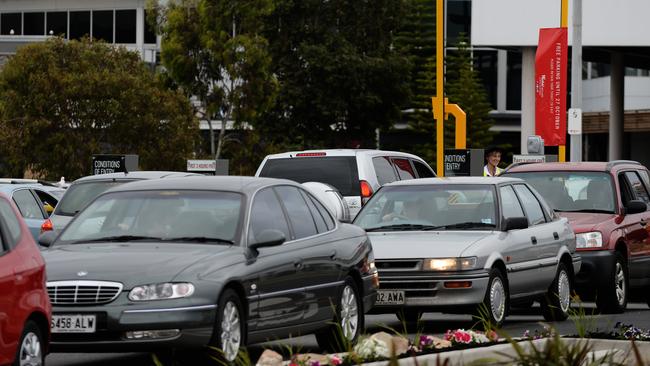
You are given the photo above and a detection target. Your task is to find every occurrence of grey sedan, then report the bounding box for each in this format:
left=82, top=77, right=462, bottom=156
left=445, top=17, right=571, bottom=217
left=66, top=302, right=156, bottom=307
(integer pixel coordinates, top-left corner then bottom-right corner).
left=40, top=176, right=378, bottom=362
left=353, top=177, right=581, bottom=326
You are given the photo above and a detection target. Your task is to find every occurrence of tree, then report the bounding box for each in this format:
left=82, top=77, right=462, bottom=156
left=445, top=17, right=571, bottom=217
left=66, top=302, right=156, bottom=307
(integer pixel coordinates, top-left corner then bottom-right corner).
left=0, top=38, right=199, bottom=180
left=150, top=0, right=277, bottom=159
left=259, top=0, right=411, bottom=148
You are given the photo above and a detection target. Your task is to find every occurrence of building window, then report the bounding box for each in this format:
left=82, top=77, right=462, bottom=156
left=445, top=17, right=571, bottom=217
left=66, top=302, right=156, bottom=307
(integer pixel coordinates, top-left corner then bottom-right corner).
left=70, top=11, right=90, bottom=40
left=115, top=10, right=136, bottom=44
left=24, top=12, right=45, bottom=35
left=473, top=50, right=498, bottom=110
left=506, top=50, right=522, bottom=111
left=92, top=10, right=113, bottom=43
left=591, top=62, right=611, bottom=78
left=447, top=0, right=471, bottom=45
left=47, top=12, right=67, bottom=38
left=1, top=13, right=22, bottom=35
left=144, top=10, right=157, bottom=44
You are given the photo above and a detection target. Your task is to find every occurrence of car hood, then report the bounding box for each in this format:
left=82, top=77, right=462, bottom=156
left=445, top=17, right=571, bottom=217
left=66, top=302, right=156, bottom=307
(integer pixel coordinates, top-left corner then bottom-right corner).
left=43, top=243, right=231, bottom=289
left=367, top=231, right=494, bottom=259
left=558, top=212, right=616, bottom=233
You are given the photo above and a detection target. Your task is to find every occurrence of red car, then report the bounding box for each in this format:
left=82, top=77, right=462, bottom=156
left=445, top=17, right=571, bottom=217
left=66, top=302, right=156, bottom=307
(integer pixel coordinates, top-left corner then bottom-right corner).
left=504, top=161, right=650, bottom=313
left=0, top=193, right=50, bottom=365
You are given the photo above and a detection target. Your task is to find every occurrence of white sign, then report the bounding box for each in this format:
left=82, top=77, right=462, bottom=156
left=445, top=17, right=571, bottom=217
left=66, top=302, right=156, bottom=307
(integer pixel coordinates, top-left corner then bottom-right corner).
left=187, top=160, right=216, bottom=172
left=568, top=108, right=582, bottom=135
left=512, top=155, right=546, bottom=164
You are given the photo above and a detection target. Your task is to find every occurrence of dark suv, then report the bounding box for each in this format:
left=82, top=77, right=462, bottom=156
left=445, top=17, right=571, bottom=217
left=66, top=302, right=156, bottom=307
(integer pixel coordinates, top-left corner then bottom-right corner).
left=503, top=161, right=650, bottom=313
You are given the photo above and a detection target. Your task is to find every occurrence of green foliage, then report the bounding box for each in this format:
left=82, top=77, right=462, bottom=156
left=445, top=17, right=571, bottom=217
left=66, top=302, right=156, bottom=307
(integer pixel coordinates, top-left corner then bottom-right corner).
left=259, top=0, right=411, bottom=148
left=0, top=38, right=198, bottom=180
left=568, top=296, right=599, bottom=339
left=152, top=0, right=278, bottom=158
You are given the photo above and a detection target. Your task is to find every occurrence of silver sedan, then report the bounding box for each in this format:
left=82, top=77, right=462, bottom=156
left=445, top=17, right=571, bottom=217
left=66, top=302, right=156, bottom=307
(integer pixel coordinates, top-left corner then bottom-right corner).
left=353, top=177, right=581, bottom=326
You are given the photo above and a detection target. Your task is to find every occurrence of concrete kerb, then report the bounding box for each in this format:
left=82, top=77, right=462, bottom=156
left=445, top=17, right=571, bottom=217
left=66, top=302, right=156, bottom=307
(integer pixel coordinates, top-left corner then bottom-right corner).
left=357, top=338, right=650, bottom=366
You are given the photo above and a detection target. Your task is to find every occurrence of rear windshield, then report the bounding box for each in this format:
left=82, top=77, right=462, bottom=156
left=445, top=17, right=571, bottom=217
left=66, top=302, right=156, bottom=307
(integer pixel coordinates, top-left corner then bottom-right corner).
left=259, top=157, right=360, bottom=196
left=54, top=180, right=136, bottom=216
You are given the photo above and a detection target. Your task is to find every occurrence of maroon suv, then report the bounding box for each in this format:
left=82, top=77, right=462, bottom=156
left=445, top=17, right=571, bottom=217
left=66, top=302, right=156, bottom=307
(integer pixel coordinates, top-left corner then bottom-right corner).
left=503, top=161, right=650, bottom=313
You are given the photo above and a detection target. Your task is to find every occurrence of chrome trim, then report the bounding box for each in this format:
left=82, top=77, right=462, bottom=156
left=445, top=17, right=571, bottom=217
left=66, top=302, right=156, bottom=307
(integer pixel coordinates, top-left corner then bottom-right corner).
left=248, top=280, right=344, bottom=300
left=47, top=280, right=123, bottom=305
left=123, top=304, right=217, bottom=314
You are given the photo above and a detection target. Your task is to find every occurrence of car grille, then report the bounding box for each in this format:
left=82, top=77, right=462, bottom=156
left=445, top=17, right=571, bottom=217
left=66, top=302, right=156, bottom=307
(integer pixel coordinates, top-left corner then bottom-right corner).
left=375, top=259, right=422, bottom=271
left=378, top=275, right=438, bottom=297
left=47, top=281, right=123, bottom=305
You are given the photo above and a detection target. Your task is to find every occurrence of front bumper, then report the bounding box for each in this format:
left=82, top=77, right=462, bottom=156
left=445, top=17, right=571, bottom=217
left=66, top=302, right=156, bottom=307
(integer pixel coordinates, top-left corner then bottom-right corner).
left=574, top=250, right=615, bottom=298
left=50, top=296, right=217, bottom=352
left=367, top=270, right=490, bottom=314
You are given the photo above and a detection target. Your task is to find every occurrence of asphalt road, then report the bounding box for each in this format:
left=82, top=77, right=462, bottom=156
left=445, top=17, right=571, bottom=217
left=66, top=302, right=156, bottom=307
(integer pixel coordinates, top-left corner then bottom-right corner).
left=47, top=302, right=650, bottom=366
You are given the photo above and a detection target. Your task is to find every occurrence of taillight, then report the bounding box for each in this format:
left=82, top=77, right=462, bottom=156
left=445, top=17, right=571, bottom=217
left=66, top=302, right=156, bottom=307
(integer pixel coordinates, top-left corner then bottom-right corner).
left=40, top=218, right=53, bottom=234
left=360, top=180, right=373, bottom=205
left=295, top=152, right=327, bottom=157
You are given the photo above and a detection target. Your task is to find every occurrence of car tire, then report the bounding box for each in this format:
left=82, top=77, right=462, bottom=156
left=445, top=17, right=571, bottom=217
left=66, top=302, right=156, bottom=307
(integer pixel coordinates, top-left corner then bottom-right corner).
left=541, top=262, right=572, bottom=321
left=316, top=277, right=363, bottom=352
left=395, top=310, right=423, bottom=324
left=13, top=320, right=44, bottom=366
left=211, top=289, right=246, bottom=364
left=477, top=268, right=508, bottom=327
left=596, top=252, right=628, bottom=314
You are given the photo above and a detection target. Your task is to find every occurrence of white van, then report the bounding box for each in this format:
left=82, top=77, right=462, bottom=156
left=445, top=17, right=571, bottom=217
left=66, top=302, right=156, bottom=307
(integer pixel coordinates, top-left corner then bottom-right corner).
left=255, top=149, right=436, bottom=218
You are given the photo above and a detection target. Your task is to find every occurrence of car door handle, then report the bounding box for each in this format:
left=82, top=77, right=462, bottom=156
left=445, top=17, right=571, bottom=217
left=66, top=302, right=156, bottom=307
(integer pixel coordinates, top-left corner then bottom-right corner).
left=641, top=219, right=647, bottom=227
left=329, top=250, right=337, bottom=260
left=294, top=260, right=303, bottom=269
left=531, top=236, right=538, bottom=245
left=553, top=232, right=560, bottom=240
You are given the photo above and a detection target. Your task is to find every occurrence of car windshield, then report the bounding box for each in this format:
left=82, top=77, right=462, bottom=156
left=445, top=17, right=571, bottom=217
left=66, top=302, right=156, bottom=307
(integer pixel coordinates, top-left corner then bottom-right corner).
left=258, top=157, right=360, bottom=196
left=506, top=171, right=615, bottom=213
left=354, top=184, right=497, bottom=231
left=54, top=180, right=135, bottom=216
left=57, top=190, right=243, bottom=244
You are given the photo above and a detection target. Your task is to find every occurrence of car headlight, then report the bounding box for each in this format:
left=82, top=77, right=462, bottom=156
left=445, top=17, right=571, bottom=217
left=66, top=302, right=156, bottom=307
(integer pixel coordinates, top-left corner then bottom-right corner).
left=128, top=283, right=195, bottom=301
left=424, top=257, right=477, bottom=271
left=576, top=232, right=603, bottom=249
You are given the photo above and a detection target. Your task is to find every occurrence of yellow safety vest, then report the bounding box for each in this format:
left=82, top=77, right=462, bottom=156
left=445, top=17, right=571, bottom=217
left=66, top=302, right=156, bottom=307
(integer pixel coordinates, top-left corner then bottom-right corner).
left=483, top=166, right=503, bottom=177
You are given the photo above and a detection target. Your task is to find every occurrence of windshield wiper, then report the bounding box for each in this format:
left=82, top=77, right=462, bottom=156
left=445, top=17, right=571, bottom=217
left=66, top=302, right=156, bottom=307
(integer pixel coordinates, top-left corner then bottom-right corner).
left=165, top=237, right=234, bottom=245
left=557, top=209, right=614, bottom=214
left=74, top=235, right=163, bottom=243
left=443, top=222, right=496, bottom=230
left=365, top=224, right=446, bottom=232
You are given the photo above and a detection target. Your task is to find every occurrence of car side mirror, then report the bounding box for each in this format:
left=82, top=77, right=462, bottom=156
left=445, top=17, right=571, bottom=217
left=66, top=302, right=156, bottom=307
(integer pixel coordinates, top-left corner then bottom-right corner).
left=624, top=199, right=647, bottom=215
left=504, top=217, right=529, bottom=231
left=38, top=231, right=57, bottom=248
left=249, top=229, right=286, bottom=251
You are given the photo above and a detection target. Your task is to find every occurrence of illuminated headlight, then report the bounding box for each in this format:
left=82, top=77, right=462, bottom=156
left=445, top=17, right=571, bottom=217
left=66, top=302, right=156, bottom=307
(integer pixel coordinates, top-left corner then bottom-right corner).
left=424, top=257, right=477, bottom=271
left=128, top=283, right=195, bottom=301
left=576, top=232, right=603, bottom=249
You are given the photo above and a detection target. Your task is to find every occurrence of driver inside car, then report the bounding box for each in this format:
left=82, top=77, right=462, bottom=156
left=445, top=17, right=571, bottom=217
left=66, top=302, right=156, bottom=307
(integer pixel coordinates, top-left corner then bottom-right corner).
left=382, top=200, right=425, bottom=222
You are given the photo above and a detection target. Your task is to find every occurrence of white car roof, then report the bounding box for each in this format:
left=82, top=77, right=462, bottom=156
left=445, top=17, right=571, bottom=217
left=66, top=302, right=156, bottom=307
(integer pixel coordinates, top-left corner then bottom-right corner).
left=262, top=149, right=426, bottom=160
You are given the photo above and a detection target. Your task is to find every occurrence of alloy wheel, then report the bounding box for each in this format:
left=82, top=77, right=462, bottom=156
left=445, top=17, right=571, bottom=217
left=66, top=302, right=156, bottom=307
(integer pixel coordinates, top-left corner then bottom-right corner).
left=615, top=262, right=626, bottom=306
left=489, top=277, right=506, bottom=322
left=340, top=285, right=359, bottom=339
left=19, top=332, right=42, bottom=366
left=220, top=301, right=241, bottom=362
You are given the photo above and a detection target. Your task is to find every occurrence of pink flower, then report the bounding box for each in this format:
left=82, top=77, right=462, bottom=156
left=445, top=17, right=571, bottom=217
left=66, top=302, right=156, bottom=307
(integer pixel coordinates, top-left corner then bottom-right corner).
left=329, top=355, right=342, bottom=366
left=487, top=330, right=498, bottom=341
left=444, top=330, right=453, bottom=341
left=419, top=335, right=434, bottom=348
left=453, top=330, right=469, bottom=343
left=461, top=332, right=472, bottom=343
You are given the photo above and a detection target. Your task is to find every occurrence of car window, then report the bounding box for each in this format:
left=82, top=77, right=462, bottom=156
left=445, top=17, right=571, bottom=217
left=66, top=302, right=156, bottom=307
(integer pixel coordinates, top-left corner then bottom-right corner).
left=299, top=189, right=328, bottom=233
left=373, top=157, right=398, bottom=185
left=275, top=186, right=318, bottom=240
left=12, top=189, right=45, bottom=219
left=513, top=185, right=546, bottom=225
left=259, top=157, right=360, bottom=197
left=413, top=160, right=435, bottom=178
left=0, top=199, right=22, bottom=248
left=618, top=173, right=634, bottom=207
left=391, top=158, right=416, bottom=180
left=624, top=171, right=650, bottom=204
left=249, top=188, right=291, bottom=244
left=638, top=170, right=650, bottom=192
left=55, top=180, right=132, bottom=216
left=499, top=185, right=525, bottom=220
left=33, top=189, right=59, bottom=207
left=307, top=194, right=336, bottom=230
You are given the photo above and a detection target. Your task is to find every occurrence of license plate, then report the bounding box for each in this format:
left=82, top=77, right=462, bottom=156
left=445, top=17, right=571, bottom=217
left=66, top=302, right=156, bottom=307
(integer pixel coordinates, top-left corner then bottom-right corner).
left=51, top=315, right=96, bottom=333
left=375, top=290, right=405, bottom=305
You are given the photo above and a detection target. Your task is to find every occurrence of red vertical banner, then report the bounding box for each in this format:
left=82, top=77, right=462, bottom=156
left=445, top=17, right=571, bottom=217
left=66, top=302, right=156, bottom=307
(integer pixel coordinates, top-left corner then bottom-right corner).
left=535, top=28, right=568, bottom=146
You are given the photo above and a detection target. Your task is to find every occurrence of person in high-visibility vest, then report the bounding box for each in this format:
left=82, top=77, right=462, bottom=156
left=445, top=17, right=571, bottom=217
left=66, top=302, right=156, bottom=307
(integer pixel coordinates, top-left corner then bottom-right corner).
left=484, top=146, right=504, bottom=177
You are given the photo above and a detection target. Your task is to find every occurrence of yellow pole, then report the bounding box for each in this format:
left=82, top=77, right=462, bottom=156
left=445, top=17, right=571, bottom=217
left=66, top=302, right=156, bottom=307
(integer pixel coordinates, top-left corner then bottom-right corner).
left=559, top=0, right=568, bottom=162
left=434, top=0, right=445, bottom=176
left=446, top=103, right=466, bottom=149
